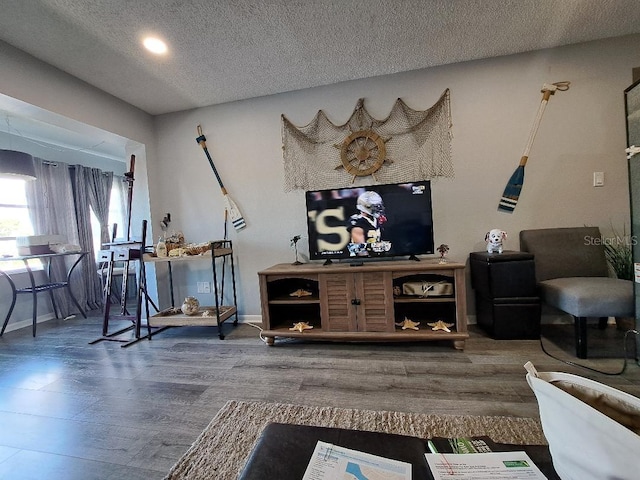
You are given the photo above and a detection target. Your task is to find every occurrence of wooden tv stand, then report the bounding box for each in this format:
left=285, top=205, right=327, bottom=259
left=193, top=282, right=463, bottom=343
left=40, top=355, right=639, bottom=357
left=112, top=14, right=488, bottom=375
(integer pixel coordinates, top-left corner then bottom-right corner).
left=258, top=259, right=468, bottom=349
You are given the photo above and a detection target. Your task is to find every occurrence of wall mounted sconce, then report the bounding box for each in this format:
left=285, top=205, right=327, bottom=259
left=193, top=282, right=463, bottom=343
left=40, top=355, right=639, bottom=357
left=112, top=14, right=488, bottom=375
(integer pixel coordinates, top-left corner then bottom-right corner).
left=0, top=149, right=37, bottom=180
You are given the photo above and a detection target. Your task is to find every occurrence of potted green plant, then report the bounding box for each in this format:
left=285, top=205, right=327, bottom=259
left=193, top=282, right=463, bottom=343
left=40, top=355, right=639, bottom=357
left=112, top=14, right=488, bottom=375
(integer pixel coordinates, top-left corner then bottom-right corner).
left=604, top=235, right=633, bottom=281
left=603, top=225, right=635, bottom=330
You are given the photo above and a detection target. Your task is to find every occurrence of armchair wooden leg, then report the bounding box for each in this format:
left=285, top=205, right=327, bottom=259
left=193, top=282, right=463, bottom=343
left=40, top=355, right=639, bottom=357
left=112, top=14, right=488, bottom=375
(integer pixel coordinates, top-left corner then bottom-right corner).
left=574, top=316, right=588, bottom=359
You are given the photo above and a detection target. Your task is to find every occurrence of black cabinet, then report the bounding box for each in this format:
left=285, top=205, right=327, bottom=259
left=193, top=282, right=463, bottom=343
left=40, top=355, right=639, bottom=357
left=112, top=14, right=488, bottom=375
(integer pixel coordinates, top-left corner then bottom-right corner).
left=470, top=251, right=541, bottom=339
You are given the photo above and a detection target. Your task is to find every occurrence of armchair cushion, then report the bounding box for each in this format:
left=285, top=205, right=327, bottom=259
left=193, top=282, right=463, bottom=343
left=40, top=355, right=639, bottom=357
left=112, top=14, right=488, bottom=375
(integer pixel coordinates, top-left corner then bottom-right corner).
left=540, top=277, right=633, bottom=318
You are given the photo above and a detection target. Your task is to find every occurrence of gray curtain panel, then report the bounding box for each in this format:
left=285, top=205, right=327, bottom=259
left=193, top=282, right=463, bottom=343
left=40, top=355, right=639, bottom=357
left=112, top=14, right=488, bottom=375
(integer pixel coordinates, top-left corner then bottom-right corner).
left=72, top=165, right=113, bottom=310
left=25, top=158, right=85, bottom=317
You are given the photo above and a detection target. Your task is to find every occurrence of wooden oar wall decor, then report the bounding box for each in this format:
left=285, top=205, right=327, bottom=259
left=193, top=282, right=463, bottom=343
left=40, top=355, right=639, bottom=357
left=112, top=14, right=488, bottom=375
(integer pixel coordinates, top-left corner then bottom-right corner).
left=498, top=81, right=570, bottom=213
left=196, top=125, right=246, bottom=233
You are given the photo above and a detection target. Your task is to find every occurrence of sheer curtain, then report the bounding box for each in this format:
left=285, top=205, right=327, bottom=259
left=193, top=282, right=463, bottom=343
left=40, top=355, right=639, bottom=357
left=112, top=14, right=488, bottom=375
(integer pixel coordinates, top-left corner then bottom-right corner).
left=72, top=165, right=113, bottom=310
left=25, top=158, right=85, bottom=317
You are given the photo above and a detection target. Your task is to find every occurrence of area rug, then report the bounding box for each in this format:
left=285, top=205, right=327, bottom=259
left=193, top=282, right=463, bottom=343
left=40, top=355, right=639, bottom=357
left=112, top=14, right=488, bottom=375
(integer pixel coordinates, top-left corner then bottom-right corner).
left=164, top=400, right=547, bottom=480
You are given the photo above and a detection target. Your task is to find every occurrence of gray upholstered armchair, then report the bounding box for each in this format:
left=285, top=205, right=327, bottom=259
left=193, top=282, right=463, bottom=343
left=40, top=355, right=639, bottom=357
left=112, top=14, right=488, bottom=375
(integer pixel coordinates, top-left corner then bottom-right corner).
left=519, top=226, right=633, bottom=359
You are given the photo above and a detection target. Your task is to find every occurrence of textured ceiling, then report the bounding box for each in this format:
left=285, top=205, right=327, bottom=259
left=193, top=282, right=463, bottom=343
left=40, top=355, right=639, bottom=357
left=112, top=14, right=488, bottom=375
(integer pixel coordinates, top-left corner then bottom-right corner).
left=1, top=0, right=640, bottom=116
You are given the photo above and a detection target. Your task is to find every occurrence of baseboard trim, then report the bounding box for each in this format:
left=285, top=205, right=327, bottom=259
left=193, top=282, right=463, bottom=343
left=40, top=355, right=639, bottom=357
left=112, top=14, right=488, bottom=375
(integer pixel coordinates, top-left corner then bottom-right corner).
left=2, top=313, right=57, bottom=334
left=2, top=313, right=609, bottom=336
left=237, top=314, right=262, bottom=324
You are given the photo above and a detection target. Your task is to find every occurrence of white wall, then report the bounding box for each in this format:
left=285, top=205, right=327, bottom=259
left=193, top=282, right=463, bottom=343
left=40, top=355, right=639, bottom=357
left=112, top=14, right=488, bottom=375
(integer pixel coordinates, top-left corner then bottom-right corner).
left=152, top=34, right=639, bottom=317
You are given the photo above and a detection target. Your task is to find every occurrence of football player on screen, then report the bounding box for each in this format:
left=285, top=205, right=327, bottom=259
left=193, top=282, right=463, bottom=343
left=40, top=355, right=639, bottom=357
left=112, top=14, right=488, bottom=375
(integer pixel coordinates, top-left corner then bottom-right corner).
left=347, top=191, right=391, bottom=256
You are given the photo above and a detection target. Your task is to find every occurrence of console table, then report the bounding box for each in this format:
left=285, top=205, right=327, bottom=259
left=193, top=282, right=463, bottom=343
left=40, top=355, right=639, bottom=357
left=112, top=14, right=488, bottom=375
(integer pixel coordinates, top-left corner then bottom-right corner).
left=258, top=259, right=468, bottom=348
left=145, top=240, right=239, bottom=340
left=0, top=251, right=87, bottom=337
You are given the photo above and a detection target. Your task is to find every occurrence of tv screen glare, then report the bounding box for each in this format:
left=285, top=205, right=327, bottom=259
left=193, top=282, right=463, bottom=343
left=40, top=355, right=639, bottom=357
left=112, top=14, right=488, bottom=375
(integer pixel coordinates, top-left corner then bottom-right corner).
left=305, top=181, right=434, bottom=261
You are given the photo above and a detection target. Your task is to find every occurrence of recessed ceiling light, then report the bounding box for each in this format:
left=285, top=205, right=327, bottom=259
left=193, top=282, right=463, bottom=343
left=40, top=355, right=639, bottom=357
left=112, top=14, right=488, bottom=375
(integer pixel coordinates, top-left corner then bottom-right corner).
left=143, top=37, right=168, bottom=55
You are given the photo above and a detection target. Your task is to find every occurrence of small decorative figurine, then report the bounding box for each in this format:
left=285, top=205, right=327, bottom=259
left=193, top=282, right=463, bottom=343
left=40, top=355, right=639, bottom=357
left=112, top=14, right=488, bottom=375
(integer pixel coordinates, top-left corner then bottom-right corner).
left=289, top=322, right=314, bottom=333
left=428, top=320, right=454, bottom=332
left=485, top=229, right=507, bottom=254
left=437, top=244, right=449, bottom=264
left=290, top=235, right=303, bottom=265
left=181, top=296, right=200, bottom=316
left=395, top=317, right=421, bottom=330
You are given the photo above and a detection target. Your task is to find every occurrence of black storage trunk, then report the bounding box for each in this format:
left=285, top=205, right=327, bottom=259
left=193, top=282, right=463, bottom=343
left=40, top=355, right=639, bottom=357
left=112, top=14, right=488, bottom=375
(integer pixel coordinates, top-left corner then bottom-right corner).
left=470, top=251, right=541, bottom=339
left=475, top=296, right=541, bottom=339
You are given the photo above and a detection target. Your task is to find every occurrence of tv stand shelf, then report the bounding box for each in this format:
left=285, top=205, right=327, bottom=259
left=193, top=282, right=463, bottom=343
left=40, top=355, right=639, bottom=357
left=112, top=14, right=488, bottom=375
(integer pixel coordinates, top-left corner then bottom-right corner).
left=258, top=260, right=468, bottom=349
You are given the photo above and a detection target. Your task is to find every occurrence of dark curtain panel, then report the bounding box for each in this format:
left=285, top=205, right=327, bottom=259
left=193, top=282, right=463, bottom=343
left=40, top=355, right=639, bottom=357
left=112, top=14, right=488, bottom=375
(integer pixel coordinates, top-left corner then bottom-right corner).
left=25, top=158, right=86, bottom=317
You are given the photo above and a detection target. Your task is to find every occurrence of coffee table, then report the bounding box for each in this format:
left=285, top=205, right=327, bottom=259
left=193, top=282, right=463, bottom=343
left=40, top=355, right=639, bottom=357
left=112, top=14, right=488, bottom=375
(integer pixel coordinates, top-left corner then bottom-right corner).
left=238, top=423, right=559, bottom=479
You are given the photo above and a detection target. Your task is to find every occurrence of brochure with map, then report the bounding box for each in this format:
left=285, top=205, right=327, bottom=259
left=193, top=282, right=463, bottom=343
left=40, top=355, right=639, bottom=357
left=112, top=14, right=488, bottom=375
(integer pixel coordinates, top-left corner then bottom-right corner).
left=302, top=440, right=412, bottom=480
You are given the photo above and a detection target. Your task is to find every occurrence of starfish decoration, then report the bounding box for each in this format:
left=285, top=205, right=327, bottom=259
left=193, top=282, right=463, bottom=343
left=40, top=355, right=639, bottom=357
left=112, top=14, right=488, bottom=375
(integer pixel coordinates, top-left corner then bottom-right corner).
left=289, top=322, right=314, bottom=333
left=427, top=320, right=455, bottom=332
left=395, top=317, right=420, bottom=330
left=289, top=288, right=312, bottom=297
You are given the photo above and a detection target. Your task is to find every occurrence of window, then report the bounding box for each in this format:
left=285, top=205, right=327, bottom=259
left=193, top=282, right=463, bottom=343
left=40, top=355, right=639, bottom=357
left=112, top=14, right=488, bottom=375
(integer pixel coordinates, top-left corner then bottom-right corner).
left=0, top=177, right=34, bottom=252
left=90, top=179, right=127, bottom=260
left=1, top=175, right=127, bottom=266
left=0, top=177, right=35, bottom=269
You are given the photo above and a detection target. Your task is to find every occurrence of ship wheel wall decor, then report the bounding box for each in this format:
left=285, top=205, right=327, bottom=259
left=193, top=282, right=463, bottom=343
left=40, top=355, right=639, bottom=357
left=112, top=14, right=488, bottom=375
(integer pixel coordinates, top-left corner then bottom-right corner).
left=336, top=129, right=391, bottom=181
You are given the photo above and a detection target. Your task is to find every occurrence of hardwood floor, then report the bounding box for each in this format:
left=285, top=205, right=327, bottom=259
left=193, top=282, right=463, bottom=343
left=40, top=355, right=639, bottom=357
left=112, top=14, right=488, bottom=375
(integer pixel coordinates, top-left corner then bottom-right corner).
left=0, top=312, right=638, bottom=479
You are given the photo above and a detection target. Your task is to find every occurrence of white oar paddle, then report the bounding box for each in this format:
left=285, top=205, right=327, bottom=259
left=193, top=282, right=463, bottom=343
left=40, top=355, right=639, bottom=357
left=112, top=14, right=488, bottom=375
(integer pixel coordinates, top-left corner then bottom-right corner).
left=196, top=125, right=246, bottom=231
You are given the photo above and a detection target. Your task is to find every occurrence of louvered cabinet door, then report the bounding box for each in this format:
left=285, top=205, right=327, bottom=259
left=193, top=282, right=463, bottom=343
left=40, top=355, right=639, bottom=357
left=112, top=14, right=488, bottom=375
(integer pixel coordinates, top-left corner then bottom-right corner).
left=319, top=271, right=394, bottom=333
left=319, top=273, right=357, bottom=332
left=354, top=271, right=394, bottom=332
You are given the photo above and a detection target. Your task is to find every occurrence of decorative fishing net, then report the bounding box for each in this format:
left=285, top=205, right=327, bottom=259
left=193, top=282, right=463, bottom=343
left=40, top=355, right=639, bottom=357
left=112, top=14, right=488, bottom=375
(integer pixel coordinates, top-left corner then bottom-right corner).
left=281, top=89, right=453, bottom=192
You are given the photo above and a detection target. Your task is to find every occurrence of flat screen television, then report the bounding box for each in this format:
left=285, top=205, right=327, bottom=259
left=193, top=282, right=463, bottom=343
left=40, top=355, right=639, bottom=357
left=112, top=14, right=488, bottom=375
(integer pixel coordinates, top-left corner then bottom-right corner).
left=305, top=181, right=434, bottom=262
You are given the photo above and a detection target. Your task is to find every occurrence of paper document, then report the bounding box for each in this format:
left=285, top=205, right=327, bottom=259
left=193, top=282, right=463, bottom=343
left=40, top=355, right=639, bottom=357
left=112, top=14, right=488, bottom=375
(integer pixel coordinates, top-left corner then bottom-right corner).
left=425, top=451, right=547, bottom=479
left=302, top=440, right=412, bottom=480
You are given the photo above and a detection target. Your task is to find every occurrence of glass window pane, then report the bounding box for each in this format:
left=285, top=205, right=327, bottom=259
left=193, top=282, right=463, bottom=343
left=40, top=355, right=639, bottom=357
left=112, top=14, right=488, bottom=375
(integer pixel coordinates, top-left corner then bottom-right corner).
left=0, top=238, right=18, bottom=257
left=0, top=178, right=28, bottom=205
left=108, top=183, right=125, bottom=234
left=90, top=208, right=101, bottom=261
left=0, top=206, right=33, bottom=237
left=0, top=178, right=34, bottom=261
left=0, top=179, right=38, bottom=268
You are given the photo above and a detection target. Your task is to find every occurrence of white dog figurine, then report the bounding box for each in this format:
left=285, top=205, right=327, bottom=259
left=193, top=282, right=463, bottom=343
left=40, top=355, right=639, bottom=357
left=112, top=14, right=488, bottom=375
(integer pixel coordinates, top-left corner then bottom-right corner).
left=485, top=229, right=507, bottom=254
